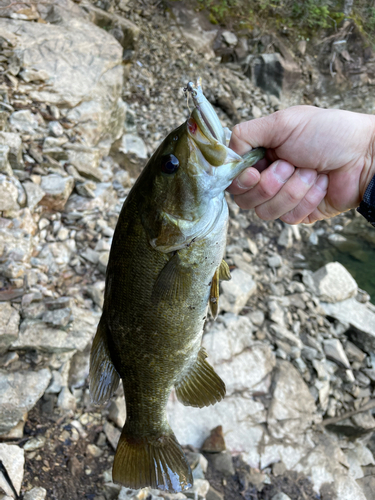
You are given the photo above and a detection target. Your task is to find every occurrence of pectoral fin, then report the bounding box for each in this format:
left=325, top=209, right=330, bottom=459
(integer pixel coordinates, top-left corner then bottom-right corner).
left=209, top=260, right=231, bottom=319
left=89, top=319, right=120, bottom=405
left=209, top=268, right=220, bottom=319
left=152, top=253, right=191, bottom=303
left=219, top=259, right=231, bottom=281
left=175, top=348, right=225, bottom=408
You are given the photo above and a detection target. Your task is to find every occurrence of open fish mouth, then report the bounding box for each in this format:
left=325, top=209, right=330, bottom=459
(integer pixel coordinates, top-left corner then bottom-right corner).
left=185, top=78, right=226, bottom=145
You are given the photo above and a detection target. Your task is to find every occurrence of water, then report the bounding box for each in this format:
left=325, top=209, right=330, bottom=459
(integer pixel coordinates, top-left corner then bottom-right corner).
left=303, top=219, right=375, bottom=302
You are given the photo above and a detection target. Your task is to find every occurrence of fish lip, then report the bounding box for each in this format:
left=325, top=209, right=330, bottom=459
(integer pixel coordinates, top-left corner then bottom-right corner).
left=186, top=79, right=225, bottom=145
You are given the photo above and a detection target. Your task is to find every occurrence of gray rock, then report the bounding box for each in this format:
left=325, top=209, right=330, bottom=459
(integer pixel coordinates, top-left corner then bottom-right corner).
left=185, top=479, right=210, bottom=499
left=220, top=268, right=256, bottom=314
left=23, top=181, right=45, bottom=211
left=118, top=134, right=148, bottom=160
left=0, top=174, right=19, bottom=211
left=83, top=3, right=139, bottom=50
left=23, top=436, right=46, bottom=452
left=0, top=369, right=51, bottom=434
left=40, top=174, right=74, bottom=210
left=0, top=302, right=19, bottom=353
left=269, top=324, right=303, bottom=349
left=312, top=262, right=358, bottom=303
left=321, top=298, right=375, bottom=352
left=0, top=145, right=12, bottom=176
left=103, top=421, right=121, bottom=450
left=65, top=147, right=102, bottom=182
left=42, top=307, right=72, bottom=327
left=206, top=487, right=224, bottom=500
left=57, top=387, right=76, bottom=411
left=206, top=451, right=234, bottom=476
left=357, top=475, right=375, bottom=500
left=345, top=341, right=366, bottom=363
left=171, top=4, right=217, bottom=57
left=272, top=494, right=291, bottom=500
left=82, top=248, right=100, bottom=264
left=10, top=109, right=40, bottom=134
left=108, top=396, right=126, bottom=428
left=268, top=299, right=285, bottom=326
left=87, top=281, right=105, bottom=308
left=222, top=31, right=238, bottom=47
left=12, top=305, right=100, bottom=353
left=323, top=339, right=350, bottom=368
left=202, top=313, right=254, bottom=364
left=251, top=105, right=262, bottom=119
left=0, top=444, right=24, bottom=497
left=277, top=226, right=293, bottom=248
left=23, top=487, right=47, bottom=500
left=249, top=310, right=265, bottom=326
left=247, top=53, right=301, bottom=98
left=0, top=132, right=23, bottom=169
left=98, top=251, right=110, bottom=273
left=267, top=361, right=316, bottom=439
left=48, top=121, right=64, bottom=137
left=267, top=255, right=282, bottom=268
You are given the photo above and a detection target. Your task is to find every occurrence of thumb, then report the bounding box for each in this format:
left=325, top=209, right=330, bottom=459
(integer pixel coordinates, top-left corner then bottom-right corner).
left=229, top=113, right=283, bottom=156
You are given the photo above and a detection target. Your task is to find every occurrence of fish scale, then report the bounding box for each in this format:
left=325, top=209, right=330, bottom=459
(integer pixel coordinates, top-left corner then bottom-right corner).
left=89, top=79, right=265, bottom=492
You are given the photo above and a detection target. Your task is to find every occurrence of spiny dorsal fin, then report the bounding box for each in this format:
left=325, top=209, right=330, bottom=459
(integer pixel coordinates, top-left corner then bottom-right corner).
left=219, top=259, right=231, bottom=281
left=113, top=425, right=193, bottom=493
left=152, top=253, right=191, bottom=303
left=175, top=347, right=226, bottom=408
left=89, top=319, right=120, bottom=405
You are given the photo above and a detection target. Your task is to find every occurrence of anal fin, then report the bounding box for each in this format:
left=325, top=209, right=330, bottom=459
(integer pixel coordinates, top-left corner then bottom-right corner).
left=89, top=318, right=120, bottom=405
left=175, top=347, right=225, bottom=408
left=152, top=253, right=191, bottom=303
left=113, top=426, right=192, bottom=493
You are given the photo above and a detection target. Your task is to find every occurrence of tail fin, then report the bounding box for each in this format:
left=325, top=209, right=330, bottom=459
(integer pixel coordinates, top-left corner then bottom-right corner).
left=112, top=427, right=193, bottom=493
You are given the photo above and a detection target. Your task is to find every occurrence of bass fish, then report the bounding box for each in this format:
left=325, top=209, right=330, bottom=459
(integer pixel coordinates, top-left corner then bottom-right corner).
left=89, top=79, right=264, bottom=492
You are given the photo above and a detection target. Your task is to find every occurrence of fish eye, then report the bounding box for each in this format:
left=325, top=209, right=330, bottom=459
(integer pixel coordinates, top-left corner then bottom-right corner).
left=161, top=154, right=179, bottom=175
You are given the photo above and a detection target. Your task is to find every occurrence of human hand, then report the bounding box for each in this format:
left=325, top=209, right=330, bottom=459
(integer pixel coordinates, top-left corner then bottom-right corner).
left=227, top=105, right=375, bottom=224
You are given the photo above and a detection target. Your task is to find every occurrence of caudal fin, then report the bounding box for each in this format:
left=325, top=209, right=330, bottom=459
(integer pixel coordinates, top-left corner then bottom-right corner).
left=112, top=427, right=193, bottom=493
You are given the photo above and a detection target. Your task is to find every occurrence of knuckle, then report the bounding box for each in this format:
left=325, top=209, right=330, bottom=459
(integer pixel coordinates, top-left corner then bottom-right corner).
left=284, top=189, right=302, bottom=205
left=255, top=205, right=274, bottom=221
left=257, top=182, right=277, bottom=200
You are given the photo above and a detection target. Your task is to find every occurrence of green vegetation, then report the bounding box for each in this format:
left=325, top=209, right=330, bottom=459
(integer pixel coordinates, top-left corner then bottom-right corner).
left=196, top=0, right=375, bottom=38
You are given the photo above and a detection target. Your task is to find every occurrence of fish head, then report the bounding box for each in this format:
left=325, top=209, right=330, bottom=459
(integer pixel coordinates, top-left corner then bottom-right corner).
left=138, top=79, right=264, bottom=253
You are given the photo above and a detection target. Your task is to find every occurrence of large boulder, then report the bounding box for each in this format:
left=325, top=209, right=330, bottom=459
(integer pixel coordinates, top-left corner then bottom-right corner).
left=1, top=14, right=126, bottom=154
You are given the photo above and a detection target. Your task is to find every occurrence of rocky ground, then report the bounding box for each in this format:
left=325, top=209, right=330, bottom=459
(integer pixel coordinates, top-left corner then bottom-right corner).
left=1, top=1, right=375, bottom=500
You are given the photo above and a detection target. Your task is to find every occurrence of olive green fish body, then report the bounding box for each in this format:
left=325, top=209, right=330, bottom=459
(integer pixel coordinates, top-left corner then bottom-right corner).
left=89, top=80, right=265, bottom=493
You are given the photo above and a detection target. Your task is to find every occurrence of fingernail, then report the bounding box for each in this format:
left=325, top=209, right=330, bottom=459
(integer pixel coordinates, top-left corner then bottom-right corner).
left=273, top=160, right=294, bottom=182
left=298, top=169, right=316, bottom=185
left=237, top=169, right=257, bottom=189
left=316, top=174, right=329, bottom=191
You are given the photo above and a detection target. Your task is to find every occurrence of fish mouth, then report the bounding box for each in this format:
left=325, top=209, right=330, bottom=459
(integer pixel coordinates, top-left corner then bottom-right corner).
left=186, top=79, right=226, bottom=145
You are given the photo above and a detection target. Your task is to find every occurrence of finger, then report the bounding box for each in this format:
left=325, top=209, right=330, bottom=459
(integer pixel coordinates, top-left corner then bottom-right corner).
left=232, top=160, right=295, bottom=210
left=280, top=174, right=329, bottom=224
left=227, top=167, right=261, bottom=195
left=227, top=158, right=270, bottom=195
left=255, top=167, right=318, bottom=220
